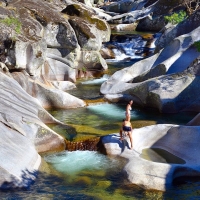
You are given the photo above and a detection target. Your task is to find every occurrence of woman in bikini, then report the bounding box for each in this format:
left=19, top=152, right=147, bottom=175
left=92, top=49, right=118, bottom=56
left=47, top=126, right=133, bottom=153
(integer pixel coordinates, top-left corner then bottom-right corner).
left=119, top=119, right=134, bottom=149
left=125, top=100, right=133, bottom=121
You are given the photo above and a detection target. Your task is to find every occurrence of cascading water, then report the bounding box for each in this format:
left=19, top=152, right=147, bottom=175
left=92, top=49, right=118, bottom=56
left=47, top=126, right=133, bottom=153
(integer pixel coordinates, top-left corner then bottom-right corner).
left=102, top=32, right=160, bottom=64
left=44, top=150, right=121, bottom=175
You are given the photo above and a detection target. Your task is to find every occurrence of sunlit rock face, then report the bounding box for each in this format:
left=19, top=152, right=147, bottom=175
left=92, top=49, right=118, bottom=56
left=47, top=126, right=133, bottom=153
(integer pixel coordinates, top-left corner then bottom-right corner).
left=11, top=71, right=86, bottom=109
left=0, top=0, right=111, bottom=188
left=0, top=0, right=110, bottom=105
left=100, top=124, right=200, bottom=191
left=61, top=3, right=110, bottom=77
left=0, top=71, right=66, bottom=188
left=100, top=26, right=200, bottom=113
left=104, top=1, right=157, bottom=24
left=102, top=70, right=200, bottom=113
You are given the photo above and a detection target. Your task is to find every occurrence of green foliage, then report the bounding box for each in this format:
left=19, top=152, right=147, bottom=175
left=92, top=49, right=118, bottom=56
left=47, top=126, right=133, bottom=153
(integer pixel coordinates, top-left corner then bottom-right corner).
left=0, top=17, right=21, bottom=34
left=194, top=41, right=200, bottom=52
left=82, top=67, right=87, bottom=72
left=164, top=11, right=187, bottom=25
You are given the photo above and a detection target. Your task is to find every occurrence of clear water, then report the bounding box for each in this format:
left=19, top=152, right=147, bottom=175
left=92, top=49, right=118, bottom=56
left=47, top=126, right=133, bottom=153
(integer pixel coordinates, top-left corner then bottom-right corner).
left=42, top=65, right=199, bottom=199
left=47, top=103, right=196, bottom=141
left=2, top=150, right=200, bottom=199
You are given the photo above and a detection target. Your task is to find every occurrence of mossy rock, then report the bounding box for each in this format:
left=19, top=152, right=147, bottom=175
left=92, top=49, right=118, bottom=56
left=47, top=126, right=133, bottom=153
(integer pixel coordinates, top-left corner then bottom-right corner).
left=132, top=120, right=157, bottom=128
left=69, top=16, right=95, bottom=39
left=96, top=180, right=112, bottom=189
left=63, top=4, right=107, bottom=31
left=74, top=176, right=93, bottom=186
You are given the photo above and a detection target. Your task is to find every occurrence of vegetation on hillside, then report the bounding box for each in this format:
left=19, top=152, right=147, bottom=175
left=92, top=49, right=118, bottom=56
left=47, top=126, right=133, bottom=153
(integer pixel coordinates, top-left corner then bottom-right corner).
left=184, top=0, right=200, bottom=15
left=164, top=10, right=187, bottom=25
left=0, top=17, right=21, bottom=34
left=194, top=41, right=200, bottom=52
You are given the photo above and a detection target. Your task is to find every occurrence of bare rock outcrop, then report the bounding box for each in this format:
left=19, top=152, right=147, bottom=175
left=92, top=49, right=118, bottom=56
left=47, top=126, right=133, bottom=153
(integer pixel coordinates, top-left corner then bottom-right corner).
left=11, top=71, right=86, bottom=109
left=0, top=0, right=110, bottom=102
left=0, top=71, right=66, bottom=188
left=100, top=22, right=200, bottom=113
left=100, top=124, right=200, bottom=191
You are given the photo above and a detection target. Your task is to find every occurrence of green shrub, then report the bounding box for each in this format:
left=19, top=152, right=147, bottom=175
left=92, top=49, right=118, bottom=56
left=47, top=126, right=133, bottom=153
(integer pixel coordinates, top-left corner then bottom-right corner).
left=0, top=17, right=21, bottom=34
left=194, top=41, right=200, bottom=52
left=164, top=11, right=187, bottom=25
left=82, top=67, right=87, bottom=72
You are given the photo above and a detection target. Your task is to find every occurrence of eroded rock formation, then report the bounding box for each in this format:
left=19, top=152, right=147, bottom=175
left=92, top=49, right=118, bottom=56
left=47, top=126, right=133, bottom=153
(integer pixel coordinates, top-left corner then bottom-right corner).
left=100, top=124, right=200, bottom=191
left=0, top=70, right=66, bottom=188
left=100, top=11, right=200, bottom=113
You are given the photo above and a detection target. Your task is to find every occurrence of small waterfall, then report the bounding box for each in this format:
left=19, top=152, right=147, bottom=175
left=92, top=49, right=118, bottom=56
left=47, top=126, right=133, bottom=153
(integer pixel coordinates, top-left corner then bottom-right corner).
left=101, top=33, right=160, bottom=63
left=65, top=137, right=100, bottom=151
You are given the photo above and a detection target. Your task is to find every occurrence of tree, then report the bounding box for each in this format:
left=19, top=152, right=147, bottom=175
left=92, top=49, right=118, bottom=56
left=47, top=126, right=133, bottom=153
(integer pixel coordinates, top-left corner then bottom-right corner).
left=183, top=0, right=200, bottom=15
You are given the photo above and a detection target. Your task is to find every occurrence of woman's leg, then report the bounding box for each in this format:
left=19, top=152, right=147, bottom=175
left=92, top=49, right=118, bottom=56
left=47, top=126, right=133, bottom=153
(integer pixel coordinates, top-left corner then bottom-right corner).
left=120, top=128, right=123, bottom=140
left=128, top=131, right=133, bottom=149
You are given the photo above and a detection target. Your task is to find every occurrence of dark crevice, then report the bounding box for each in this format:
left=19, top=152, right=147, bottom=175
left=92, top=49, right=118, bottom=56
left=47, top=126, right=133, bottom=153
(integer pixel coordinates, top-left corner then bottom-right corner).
left=62, top=5, right=80, bottom=16
left=9, top=68, right=24, bottom=73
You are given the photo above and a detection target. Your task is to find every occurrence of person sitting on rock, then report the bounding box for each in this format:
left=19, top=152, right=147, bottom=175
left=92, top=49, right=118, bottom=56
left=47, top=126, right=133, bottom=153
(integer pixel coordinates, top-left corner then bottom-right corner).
left=119, top=119, right=133, bottom=150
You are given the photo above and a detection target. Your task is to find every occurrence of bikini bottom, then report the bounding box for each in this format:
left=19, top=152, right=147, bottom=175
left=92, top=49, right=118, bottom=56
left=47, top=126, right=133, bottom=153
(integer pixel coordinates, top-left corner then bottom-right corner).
left=123, top=126, right=131, bottom=132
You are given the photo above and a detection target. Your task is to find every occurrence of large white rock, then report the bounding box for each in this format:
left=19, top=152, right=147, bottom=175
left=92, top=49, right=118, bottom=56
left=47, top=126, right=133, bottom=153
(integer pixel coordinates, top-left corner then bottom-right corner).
left=0, top=122, right=41, bottom=189
left=101, top=124, right=200, bottom=191
left=0, top=71, right=66, bottom=188
left=11, top=71, right=86, bottom=109
left=101, top=26, right=200, bottom=96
